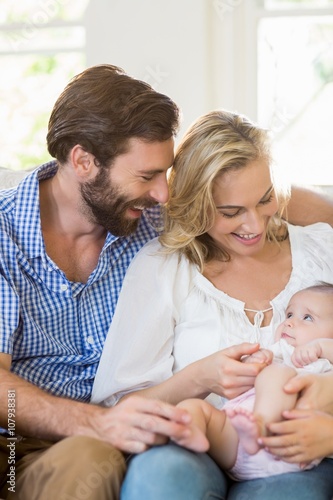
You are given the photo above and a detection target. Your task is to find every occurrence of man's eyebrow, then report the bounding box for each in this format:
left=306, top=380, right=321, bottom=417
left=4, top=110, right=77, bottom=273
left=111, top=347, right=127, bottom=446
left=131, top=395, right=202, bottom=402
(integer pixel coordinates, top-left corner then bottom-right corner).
left=216, top=185, right=274, bottom=209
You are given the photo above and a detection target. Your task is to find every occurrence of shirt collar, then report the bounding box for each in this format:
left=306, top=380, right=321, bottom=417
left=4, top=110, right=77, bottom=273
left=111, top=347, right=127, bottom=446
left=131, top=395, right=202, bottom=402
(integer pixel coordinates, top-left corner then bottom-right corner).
left=16, top=160, right=58, bottom=260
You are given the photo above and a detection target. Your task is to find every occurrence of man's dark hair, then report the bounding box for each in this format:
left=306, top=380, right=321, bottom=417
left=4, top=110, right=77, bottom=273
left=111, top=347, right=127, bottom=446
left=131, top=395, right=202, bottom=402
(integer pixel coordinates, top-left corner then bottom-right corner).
left=47, top=64, right=180, bottom=166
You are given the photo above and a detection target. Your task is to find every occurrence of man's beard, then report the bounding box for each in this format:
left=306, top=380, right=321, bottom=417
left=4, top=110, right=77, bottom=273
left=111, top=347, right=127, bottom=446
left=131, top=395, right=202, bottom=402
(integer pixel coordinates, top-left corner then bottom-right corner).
left=80, top=167, right=157, bottom=237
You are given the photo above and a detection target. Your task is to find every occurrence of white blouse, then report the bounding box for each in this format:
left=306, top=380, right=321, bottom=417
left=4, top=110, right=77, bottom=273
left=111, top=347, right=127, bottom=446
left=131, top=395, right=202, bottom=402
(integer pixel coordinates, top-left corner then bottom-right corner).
left=91, top=223, right=333, bottom=407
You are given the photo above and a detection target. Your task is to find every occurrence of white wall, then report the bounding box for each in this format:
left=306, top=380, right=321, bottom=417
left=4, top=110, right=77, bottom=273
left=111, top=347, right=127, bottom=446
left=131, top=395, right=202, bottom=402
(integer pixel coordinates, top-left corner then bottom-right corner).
left=84, top=0, right=255, bottom=143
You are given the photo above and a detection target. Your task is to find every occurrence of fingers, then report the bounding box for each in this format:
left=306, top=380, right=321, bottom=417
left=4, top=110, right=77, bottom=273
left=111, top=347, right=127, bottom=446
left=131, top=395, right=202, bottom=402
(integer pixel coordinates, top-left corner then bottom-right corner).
left=139, top=397, right=192, bottom=424
left=292, top=348, right=318, bottom=367
left=119, top=428, right=166, bottom=454
left=283, top=373, right=310, bottom=395
left=265, top=419, right=296, bottom=437
left=223, top=383, right=254, bottom=400
left=283, top=374, right=318, bottom=410
left=258, top=433, right=312, bottom=464
left=96, top=396, right=195, bottom=454
left=122, top=395, right=191, bottom=425
left=281, top=409, right=311, bottom=420
left=135, top=410, right=191, bottom=442
left=225, top=343, right=260, bottom=360
left=115, top=397, right=193, bottom=450
left=243, top=349, right=272, bottom=364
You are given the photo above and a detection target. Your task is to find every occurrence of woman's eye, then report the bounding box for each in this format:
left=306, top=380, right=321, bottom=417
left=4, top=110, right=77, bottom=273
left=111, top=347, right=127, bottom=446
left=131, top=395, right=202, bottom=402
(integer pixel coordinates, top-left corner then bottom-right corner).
left=259, top=194, right=273, bottom=205
left=219, top=210, right=240, bottom=218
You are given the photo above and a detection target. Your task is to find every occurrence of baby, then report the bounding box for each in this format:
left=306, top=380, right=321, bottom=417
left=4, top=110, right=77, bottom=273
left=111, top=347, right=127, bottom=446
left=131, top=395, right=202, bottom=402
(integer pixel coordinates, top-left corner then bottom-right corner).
left=174, top=283, right=333, bottom=480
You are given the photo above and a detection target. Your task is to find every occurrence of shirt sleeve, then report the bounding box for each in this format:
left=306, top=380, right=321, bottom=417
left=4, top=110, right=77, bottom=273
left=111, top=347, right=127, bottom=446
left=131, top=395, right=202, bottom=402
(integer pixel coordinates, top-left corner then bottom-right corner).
left=293, top=223, right=333, bottom=283
left=91, top=238, right=190, bottom=405
left=0, top=271, right=19, bottom=353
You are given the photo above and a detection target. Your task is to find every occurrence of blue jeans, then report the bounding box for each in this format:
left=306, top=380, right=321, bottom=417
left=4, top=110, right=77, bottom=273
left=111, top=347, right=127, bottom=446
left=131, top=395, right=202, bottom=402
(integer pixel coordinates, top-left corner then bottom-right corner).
left=121, top=444, right=227, bottom=499
left=121, top=444, right=333, bottom=500
left=228, top=457, right=333, bottom=499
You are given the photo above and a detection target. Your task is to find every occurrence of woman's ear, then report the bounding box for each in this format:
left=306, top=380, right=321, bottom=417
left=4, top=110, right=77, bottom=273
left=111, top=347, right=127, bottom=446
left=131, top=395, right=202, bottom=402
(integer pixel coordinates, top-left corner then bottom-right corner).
left=70, top=144, right=98, bottom=179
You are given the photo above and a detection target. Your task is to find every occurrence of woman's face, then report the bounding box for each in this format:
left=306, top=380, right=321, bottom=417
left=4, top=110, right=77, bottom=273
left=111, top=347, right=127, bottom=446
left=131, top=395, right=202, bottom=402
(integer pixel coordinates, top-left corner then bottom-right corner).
left=207, top=159, right=279, bottom=258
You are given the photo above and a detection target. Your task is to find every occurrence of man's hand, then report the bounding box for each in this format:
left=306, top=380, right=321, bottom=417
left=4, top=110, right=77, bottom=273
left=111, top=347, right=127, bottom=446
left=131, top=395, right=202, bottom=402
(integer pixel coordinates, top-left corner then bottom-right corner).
left=90, top=395, right=192, bottom=454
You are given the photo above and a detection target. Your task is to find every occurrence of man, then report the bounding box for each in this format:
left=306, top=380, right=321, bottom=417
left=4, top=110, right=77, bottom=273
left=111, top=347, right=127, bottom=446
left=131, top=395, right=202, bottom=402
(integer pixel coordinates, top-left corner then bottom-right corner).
left=0, top=64, right=193, bottom=500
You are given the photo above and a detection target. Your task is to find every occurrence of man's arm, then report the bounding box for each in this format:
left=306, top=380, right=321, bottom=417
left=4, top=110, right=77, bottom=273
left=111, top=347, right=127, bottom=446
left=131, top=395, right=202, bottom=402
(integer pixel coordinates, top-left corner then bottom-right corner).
left=287, top=185, right=333, bottom=227
left=0, top=355, right=192, bottom=454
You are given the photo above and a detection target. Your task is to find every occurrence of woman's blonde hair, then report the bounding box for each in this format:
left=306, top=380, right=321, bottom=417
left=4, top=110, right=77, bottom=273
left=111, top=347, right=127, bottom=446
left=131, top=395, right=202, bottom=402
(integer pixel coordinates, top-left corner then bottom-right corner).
left=160, top=109, right=290, bottom=270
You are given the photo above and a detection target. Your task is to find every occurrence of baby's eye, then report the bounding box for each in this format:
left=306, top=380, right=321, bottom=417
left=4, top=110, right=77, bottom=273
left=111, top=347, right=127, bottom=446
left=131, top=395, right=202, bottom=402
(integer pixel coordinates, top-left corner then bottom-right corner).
left=286, top=312, right=293, bottom=318
left=303, top=314, right=313, bottom=321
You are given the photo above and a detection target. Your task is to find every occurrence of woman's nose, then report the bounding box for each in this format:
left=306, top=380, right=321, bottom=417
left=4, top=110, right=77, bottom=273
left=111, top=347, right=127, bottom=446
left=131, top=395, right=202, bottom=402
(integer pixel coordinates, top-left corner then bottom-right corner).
left=243, top=209, right=265, bottom=234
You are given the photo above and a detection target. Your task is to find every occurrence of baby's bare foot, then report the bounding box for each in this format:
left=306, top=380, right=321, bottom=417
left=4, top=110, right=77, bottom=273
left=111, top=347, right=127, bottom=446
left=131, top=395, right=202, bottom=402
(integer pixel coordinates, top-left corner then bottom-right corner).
left=226, top=407, right=263, bottom=455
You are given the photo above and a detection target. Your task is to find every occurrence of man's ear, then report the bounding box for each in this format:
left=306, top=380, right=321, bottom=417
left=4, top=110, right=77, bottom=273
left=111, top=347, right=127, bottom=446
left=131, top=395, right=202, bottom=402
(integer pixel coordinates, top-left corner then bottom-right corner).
left=70, top=145, right=98, bottom=179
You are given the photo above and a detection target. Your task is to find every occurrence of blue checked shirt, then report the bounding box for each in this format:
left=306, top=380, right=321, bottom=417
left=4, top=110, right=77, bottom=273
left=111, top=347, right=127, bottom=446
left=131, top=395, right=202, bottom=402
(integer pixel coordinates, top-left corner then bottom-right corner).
left=0, top=161, right=160, bottom=402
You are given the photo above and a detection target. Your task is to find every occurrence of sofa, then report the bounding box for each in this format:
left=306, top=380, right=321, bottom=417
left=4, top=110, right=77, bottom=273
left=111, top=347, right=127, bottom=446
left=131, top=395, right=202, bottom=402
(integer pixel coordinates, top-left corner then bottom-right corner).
left=0, top=167, right=31, bottom=189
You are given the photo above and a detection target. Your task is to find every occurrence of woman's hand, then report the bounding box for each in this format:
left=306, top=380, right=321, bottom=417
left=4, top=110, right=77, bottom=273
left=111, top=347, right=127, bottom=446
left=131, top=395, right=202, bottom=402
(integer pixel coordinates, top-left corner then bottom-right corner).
left=284, top=371, right=333, bottom=414
left=193, top=342, right=269, bottom=400
left=242, top=348, right=273, bottom=365
left=259, top=409, right=333, bottom=464
left=258, top=372, right=333, bottom=464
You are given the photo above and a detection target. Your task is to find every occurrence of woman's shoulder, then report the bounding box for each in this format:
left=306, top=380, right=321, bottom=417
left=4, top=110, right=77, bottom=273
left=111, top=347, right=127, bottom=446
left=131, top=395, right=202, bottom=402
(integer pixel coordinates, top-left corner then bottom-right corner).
left=288, top=221, right=333, bottom=236
left=125, top=237, right=195, bottom=279
left=288, top=222, right=333, bottom=247
left=131, top=237, right=180, bottom=264
left=288, top=222, right=333, bottom=278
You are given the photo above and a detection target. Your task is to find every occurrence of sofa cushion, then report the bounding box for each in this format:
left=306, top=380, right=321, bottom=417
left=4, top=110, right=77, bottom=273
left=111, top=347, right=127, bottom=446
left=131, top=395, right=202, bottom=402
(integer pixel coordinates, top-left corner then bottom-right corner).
left=0, top=167, right=31, bottom=189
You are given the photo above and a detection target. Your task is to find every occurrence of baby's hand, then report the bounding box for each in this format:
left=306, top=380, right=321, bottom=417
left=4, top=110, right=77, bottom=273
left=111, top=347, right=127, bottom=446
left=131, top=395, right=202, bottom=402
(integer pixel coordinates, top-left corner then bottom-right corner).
left=292, top=341, right=322, bottom=368
left=242, top=348, right=273, bottom=365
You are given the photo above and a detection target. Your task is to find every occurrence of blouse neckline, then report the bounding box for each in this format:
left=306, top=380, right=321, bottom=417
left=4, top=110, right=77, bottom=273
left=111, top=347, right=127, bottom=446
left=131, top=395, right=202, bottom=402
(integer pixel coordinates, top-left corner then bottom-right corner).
left=192, top=223, right=299, bottom=319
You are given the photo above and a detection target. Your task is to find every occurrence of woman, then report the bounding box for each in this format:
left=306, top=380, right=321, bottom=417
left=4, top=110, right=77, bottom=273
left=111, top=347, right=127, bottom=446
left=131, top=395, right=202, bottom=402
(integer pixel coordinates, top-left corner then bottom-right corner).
left=92, top=110, right=333, bottom=499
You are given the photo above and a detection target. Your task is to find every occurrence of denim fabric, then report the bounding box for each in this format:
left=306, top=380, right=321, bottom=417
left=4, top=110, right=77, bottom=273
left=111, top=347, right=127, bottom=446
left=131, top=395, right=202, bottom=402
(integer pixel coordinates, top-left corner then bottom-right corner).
left=121, top=444, right=227, bottom=500
left=228, top=457, right=333, bottom=500
left=121, top=445, right=333, bottom=500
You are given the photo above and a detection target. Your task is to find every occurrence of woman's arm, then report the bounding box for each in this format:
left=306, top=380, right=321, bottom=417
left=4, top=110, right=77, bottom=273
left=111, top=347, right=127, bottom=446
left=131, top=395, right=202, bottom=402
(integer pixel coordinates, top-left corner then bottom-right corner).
left=92, top=241, right=270, bottom=407
left=287, top=185, right=333, bottom=227
left=120, top=343, right=269, bottom=405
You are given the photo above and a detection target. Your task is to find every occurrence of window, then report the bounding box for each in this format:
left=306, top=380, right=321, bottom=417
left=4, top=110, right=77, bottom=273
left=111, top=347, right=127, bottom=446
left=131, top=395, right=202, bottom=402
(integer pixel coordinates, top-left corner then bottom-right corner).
left=0, top=1, right=89, bottom=170
left=256, top=0, right=333, bottom=186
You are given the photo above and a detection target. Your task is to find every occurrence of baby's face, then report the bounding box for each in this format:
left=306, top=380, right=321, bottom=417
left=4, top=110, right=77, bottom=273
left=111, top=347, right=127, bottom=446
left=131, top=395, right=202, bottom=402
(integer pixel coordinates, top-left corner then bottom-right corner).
left=275, top=289, right=333, bottom=347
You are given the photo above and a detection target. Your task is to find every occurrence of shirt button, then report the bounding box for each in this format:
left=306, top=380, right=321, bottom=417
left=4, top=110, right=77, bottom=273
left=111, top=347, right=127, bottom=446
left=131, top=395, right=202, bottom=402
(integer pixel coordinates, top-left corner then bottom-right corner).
left=60, top=284, right=68, bottom=292
left=86, top=336, right=94, bottom=345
